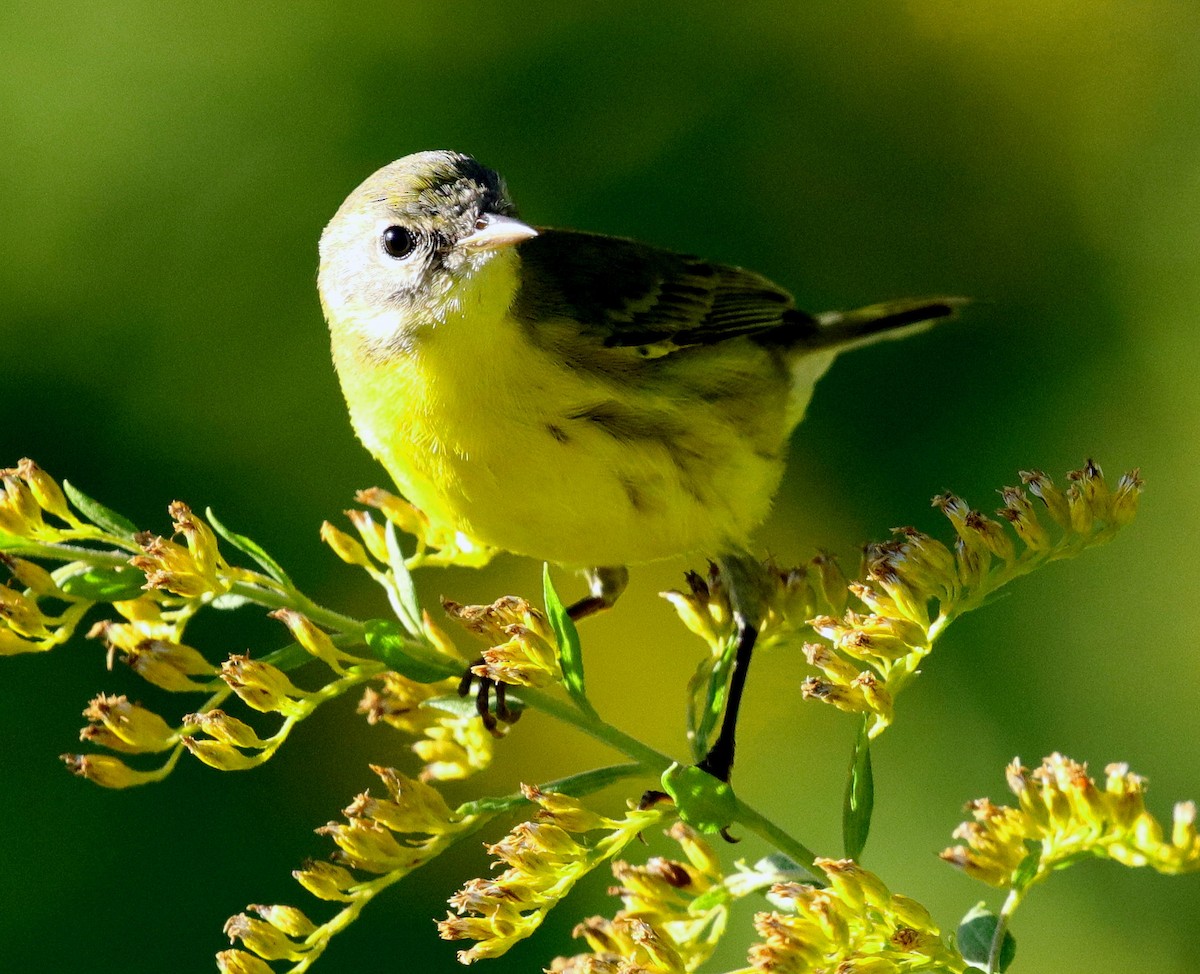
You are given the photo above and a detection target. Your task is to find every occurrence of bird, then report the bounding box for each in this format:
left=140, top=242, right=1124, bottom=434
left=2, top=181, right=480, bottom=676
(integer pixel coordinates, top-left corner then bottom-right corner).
left=318, top=149, right=959, bottom=782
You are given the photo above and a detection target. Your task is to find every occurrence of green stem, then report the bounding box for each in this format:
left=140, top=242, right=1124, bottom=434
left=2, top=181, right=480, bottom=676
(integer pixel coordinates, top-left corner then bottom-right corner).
left=0, top=539, right=132, bottom=565
left=226, top=580, right=366, bottom=637
left=988, top=886, right=1024, bottom=974
left=731, top=794, right=819, bottom=874
left=516, top=687, right=819, bottom=869
left=518, top=686, right=674, bottom=771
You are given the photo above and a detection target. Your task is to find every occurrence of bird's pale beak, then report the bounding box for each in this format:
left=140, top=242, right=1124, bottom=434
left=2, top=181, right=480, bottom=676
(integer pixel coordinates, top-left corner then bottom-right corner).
left=460, top=214, right=539, bottom=252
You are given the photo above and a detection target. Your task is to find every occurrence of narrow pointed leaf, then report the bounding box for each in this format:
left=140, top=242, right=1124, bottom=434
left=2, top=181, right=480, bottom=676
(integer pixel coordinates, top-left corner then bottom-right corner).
left=543, top=564, right=591, bottom=712
left=364, top=618, right=455, bottom=683
left=842, top=715, right=875, bottom=859
left=62, top=480, right=138, bottom=537
left=206, top=507, right=292, bottom=586
left=60, top=565, right=147, bottom=602
left=384, top=521, right=422, bottom=636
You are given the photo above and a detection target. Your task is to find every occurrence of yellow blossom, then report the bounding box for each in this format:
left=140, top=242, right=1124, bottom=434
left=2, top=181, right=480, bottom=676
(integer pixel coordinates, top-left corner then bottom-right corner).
left=440, top=786, right=668, bottom=964
left=221, top=654, right=310, bottom=715
left=785, top=462, right=1143, bottom=737
left=130, top=502, right=231, bottom=599
left=60, top=752, right=164, bottom=789
left=443, top=595, right=561, bottom=689
left=354, top=486, right=495, bottom=567
left=80, top=693, right=176, bottom=753
left=216, top=948, right=277, bottom=974
left=940, top=753, right=1200, bottom=889
left=358, top=670, right=495, bottom=781
left=738, top=858, right=965, bottom=974
left=555, top=822, right=728, bottom=974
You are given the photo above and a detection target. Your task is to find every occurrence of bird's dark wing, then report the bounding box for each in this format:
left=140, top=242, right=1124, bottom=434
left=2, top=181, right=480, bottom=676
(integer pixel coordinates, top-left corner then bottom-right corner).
left=512, top=228, right=812, bottom=350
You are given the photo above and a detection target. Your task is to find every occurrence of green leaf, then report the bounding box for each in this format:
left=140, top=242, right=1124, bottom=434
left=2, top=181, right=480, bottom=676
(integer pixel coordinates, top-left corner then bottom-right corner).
left=543, top=564, right=591, bottom=712
left=689, top=638, right=734, bottom=762
left=260, top=641, right=312, bottom=672
left=206, top=507, right=292, bottom=587
left=384, top=521, right=423, bottom=636
left=420, top=693, right=526, bottom=719
left=210, top=592, right=256, bottom=611
left=59, top=565, right=147, bottom=602
left=1012, top=840, right=1043, bottom=890
left=957, top=902, right=1016, bottom=972
left=364, top=618, right=456, bottom=683
left=62, top=480, right=138, bottom=537
left=661, top=763, right=737, bottom=834
left=0, top=529, right=25, bottom=550
left=458, top=763, right=643, bottom=816
left=842, top=715, right=875, bottom=859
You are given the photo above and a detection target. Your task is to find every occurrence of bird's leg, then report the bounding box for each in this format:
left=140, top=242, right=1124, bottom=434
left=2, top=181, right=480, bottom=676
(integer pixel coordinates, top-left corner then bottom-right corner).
left=459, top=565, right=629, bottom=732
left=697, top=555, right=764, bottom=783
left=566, top=565, right=629, bottom=621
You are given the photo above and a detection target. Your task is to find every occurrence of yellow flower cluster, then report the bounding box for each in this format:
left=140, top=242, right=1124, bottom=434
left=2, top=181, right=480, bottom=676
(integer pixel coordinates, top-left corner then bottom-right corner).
left=0, top=458, right=80, bottom=540
left=660, top=556, right=848, bottom=657
left=0, top=460, right=125, bottom=655
left=550, top=822, right=728, bottom=974
left=322, top=485, right=493, bottom=570
left=738, top=858, right=965, bottom=974
left=130, top=501, right=233, bottom=599
left=439, top=786, right=669, bottom=964
left=220, top=765, right=477, bottom=974
left=800, top=462, right=1141, bottom=736
left=940, top=753, right=1200, bottom=889
left=358, top=668, right=496, bottom=782
left=443, top=595, right=562, bottom=689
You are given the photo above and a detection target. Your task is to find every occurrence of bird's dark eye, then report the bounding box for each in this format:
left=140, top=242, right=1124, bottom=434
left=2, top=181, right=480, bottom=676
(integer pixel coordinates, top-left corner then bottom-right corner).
left=382, top=226, right=416, bottom=259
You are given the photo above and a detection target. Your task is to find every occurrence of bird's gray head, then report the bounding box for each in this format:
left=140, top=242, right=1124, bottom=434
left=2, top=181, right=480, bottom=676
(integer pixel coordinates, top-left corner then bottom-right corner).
left=318, top=150, right=537, bottom=344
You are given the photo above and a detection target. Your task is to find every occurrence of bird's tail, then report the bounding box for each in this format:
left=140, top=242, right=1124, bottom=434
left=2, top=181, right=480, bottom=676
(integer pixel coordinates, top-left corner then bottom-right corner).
left=806, top=296, right=967, bottom=353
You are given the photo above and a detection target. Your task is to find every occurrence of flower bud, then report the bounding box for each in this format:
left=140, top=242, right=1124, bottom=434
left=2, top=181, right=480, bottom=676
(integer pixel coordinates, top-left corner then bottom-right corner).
left=182, top=737, right=264, bottom=770
left=320, top=519, right=374, bottom=567
left=81, top=694, right=176, bottom=753
left=16, top=458, right=73, bottom=521
left=221, top=654, right=308, bottom=715
left=292, top=859, right=358, bottom=902
left=61, top=752, right=160, bottom=789
left=216, top=949, right=277, bottom=974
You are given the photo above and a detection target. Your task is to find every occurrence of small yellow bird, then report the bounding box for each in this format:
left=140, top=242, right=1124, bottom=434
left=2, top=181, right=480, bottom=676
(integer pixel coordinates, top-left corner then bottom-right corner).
left=319, top=150, right=957, bottom=779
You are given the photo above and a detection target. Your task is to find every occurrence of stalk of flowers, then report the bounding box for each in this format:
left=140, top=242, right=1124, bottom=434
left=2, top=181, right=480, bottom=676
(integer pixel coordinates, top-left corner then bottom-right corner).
left=736, top=858, right=967, bottom=974
left=220, top=765, right=484, bottom=974
left=797, top=462, right=1137, bottom=737
left=439, top=785, right=671, bottom=964
left=70, top=596, right=391, bottom=786
left=940, top=753, right=1200, bottom=889
left=550, top=821, right=730, bottom=974
left=180, top=608, right=387, bottom=772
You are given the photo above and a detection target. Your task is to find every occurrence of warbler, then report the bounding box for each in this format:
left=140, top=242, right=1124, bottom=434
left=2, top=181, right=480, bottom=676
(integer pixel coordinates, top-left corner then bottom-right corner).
left=319, top=150, right=958, bottom=779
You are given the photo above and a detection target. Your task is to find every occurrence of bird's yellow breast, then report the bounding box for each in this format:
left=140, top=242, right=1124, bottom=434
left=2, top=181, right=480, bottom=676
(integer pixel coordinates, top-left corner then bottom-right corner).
left=328, top=252, right=794, bottom=567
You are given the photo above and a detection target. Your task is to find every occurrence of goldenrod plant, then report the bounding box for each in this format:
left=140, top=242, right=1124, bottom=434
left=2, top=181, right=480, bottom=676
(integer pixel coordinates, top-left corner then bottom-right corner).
left=3, top=456, right=1193, bottom=973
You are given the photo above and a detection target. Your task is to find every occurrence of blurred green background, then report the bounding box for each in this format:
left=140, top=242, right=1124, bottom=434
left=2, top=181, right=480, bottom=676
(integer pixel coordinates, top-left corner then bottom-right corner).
left=3, top=2, right=1198, bottom=971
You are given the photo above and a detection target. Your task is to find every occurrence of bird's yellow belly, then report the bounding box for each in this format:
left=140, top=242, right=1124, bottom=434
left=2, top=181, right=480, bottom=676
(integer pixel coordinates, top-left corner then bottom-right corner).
left=334, top=312, right=788, bottom=568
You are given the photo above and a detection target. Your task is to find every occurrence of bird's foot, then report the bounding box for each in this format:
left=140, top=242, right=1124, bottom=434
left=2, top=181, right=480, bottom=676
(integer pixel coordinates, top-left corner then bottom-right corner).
left=457, top=659, right=521, bottom=736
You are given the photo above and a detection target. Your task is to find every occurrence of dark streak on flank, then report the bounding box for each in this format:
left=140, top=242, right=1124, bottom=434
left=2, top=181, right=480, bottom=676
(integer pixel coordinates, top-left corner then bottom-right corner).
left=570, top=401, right=675, bottom=441
left=620, top=476, right=649, bottom=513
left=546, top=423, right=571, bottom=444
